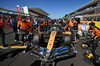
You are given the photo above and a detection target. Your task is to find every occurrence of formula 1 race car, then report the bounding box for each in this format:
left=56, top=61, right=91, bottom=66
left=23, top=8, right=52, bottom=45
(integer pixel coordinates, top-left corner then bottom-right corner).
left=29, top=25, right=77, bottom=66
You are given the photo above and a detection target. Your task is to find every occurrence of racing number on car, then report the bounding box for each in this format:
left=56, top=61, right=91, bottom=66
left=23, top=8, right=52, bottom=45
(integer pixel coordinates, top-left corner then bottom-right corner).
left=47, top=31, right=57, bottom=50
left=52, top=31, right=56, bottom=35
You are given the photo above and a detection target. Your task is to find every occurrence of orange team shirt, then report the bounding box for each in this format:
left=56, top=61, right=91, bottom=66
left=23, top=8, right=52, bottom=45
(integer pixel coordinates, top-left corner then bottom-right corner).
left=73, top=20, right=77, bottom=24
left=17, top=21, right=32, bottom=31
left=78, top=24, right=82, bottom=30
left=91, top=21, right=95, bottom=23
left=64, top=26, right=70, bottom=31
left=92, top=28, right=100, bottom=37
left=84, top=21, right=88, bottom=24
left=80, top=21, right=85, bottom=24
left=88, top=27, right=100, bottom=37
left=80, top=21, right=83, bottom=24
left=27, top=20, right=33, bottom=26
left=43, top=21, right=45, bottom=25
left=80, top=21, right=88, bottom=24
left=69, top=21, right=74, bottom=27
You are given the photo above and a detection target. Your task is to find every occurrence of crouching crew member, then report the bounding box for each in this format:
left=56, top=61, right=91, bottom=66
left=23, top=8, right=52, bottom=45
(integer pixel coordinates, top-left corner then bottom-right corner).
left=88, top=23, right=100, bottom=57
left=64, top=24, right=75, bottom=41
left=0, top=16, right=8, bottom=49
left=64, top=24, right=76, bottom=46
left=17, top=16, right=32, bottom=45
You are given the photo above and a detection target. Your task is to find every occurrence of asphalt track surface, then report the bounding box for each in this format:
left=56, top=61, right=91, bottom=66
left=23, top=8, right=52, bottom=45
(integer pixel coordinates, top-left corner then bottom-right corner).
left=0, top=27, right=100, bottom=66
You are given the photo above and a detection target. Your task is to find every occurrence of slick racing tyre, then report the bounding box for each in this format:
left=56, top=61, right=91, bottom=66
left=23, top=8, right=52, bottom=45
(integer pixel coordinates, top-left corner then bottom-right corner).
left=33, top=34, right=41, bottom=45
left=64, top=34, right=71, bottom=46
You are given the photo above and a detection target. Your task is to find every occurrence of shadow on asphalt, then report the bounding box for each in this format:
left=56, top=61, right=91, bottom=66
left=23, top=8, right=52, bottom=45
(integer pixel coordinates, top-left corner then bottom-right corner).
left=30, top=60, right=41, bottom=66
left=5, top=32, right=14, bottom=35
left=30, top=55, right=75, bottom=66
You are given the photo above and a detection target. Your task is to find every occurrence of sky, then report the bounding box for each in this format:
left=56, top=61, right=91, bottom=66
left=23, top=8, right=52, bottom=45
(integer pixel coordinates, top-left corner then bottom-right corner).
left=0, top=0, right=92, bottom=19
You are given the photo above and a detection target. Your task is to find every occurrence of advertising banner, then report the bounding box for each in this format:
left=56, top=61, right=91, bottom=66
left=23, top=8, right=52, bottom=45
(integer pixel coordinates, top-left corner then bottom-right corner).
left=17, top=5, right=21, bottom=15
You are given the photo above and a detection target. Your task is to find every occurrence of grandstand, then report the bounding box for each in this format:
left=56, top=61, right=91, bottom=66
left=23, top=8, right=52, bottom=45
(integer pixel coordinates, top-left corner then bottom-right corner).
left=0, top=6, right=50, bottom=19
left=66, top=0, right=100, bottom=21
left=22, top=6, right=49, bottom=18
left=0, top=7, right=41, bottom=21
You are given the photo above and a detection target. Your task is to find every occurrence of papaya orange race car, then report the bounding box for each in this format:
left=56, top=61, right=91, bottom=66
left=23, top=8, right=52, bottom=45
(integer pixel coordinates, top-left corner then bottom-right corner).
left=30, top=25, right=77, bottom=66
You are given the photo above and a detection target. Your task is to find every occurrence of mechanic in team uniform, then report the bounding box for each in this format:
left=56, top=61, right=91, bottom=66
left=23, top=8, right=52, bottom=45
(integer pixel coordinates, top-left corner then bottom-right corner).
left=27, top=17, right=33, bottom=30
left=69, top=19, right=74, bottom=27
left=84, top=18, right=88, bottom=24
left=44, top=18, right=49, bottom=32
left=91, top=19, right=95, bottom=24
left=69, top=19, right=78, bottom=31
left=80, top=18, right=88, bottom=24
left=73, top=19, right=77, bottom=24
left=72, top=19, right=77, bottom=30
left=17, top=16, right=32, bottom=45
left=18, top=17, right=22, bottom=22
left=88, top=23, right=100, bottom=57
left=6, top=18, right=12, bottom=29
left=38, top=19, right=45, bottom=32
left=0, top=16, right=8, bottom=49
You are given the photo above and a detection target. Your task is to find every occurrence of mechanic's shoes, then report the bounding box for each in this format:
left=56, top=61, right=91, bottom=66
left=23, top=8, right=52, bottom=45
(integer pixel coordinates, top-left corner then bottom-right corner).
left=3, top=44, right=9, bottom=49
left=14, top=40, right=21, bottom=42
left=3, top=47, right=9, bottom=49
left=21, top=41, right=24, bottom=46
left=17, top=41, right=21, bottom=43
left=14, top=39, right=18, bottom=42
left=24, top=37, right=27, bottom=39
left=72, top=39, right=79, bottom=43
left=21, top=43, right=24, bottom=46
left=77, top=39, right=79, bottom=41
left=23, top=51, right=26, bottom=53
left=74, top=49, right=77, bottom=54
